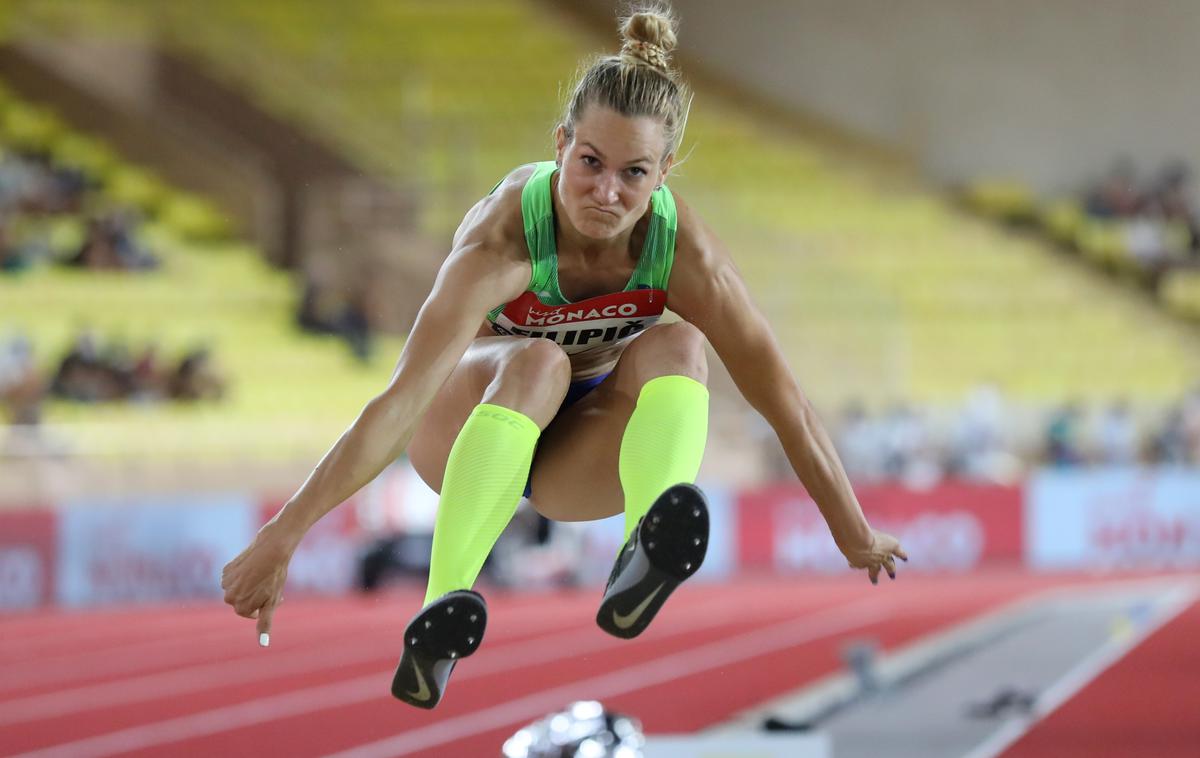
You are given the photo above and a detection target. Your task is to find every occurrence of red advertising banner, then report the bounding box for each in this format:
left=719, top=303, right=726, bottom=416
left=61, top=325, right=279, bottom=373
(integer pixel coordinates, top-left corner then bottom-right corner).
left=0, top=509, right=56, bottom=610
left=737, top=481, right=1023, bottom=573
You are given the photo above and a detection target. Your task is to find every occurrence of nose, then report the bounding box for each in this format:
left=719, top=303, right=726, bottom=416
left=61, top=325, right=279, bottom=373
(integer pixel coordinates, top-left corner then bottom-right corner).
left=593, top=172, right=620, bottom=205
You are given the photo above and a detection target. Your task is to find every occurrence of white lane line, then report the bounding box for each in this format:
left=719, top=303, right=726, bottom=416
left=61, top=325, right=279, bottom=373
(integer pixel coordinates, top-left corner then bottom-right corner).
left=0, top=596, right=590, bottom=696
left=0, top=601, right=600, bottom=725
left=0, top=586, right=788, bottom=723
left=8, top=589, right=844, bottom=757
left=323, top=599, right=894, bottom=758
left=1, top=614, right=232, bottom=661
left=0, top=597, right=414, bottom=653
left=709, top=580, right=1054, bottom=733
left=961, top=584, right=1197, bottom=758
left=709, top=575, right=1200, bottom=734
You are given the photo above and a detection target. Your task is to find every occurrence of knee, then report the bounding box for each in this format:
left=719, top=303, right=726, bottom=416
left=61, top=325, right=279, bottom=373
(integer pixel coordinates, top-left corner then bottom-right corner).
left=505, top=337, right=571, bottom=382
left=488, top=338, right=572, bottom=409
left=625, top=321, right=708, bottom=384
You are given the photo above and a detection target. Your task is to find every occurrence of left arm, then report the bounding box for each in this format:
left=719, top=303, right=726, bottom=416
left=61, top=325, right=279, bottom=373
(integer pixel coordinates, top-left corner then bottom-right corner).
left=667, top=200, right=906, bottom=581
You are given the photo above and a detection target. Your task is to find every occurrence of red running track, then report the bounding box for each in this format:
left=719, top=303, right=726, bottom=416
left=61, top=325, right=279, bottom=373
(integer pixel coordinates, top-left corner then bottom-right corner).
left=0, top=572, right=1191, bottom=758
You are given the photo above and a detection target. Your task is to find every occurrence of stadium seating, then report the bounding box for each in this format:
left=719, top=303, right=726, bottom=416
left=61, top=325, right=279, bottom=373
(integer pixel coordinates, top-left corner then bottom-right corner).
left=0, top=81, right=403, bottom=460
left=5, top=0, right=1199, bottom=424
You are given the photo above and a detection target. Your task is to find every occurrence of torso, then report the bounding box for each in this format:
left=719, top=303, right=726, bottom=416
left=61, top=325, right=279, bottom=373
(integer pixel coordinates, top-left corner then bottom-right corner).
left=473, top=166, right=662, bottom=381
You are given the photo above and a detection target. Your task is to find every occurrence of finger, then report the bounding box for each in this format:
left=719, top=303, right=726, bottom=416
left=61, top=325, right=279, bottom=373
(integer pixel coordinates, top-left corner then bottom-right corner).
left=256, top=602, right=276, bottom=647
left=894, top=545, right=909, bottom=562
left=868, top=564, right=880, bottom=585
left=883, top=555, right=896, bottom=580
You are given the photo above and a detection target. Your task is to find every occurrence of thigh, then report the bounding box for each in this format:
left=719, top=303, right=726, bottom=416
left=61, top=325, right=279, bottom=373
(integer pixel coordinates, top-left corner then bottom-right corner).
left=407, top=335, right=560, bottom=494
left=528, top=321, right=709, bottom=522
left=525, top=362, right=643, bottom=522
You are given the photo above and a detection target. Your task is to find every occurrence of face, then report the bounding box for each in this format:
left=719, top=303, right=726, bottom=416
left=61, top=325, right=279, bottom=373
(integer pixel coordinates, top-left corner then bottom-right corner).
left=554, top=106, right=673, bottom=241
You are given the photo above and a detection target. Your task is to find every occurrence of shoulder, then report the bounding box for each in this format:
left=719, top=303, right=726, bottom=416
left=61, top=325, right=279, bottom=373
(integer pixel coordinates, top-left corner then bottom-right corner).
left=436, top=164, right=543, bottom=302
left=451, top=164, right=540, bottom=266
left=666, top=191, right=738, bottom=304
left=670, top=190, right=735, bottom=276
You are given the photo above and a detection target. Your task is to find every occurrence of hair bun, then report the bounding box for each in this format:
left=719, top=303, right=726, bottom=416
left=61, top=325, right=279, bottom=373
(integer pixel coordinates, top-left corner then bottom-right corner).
left=620, top=6, right=678, bottom=71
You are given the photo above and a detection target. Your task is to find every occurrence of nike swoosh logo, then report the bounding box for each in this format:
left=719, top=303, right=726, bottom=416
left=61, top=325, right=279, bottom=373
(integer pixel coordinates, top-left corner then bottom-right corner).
left=405, top=661, right=432, bottom=702
left=612, top=583, right=665, bottom=630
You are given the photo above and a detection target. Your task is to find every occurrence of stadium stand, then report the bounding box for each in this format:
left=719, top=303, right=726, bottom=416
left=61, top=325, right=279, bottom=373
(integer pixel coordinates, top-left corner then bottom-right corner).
left=0, top=78, right=403, bottom=469
left=3, top=0, right=1199, bottom=478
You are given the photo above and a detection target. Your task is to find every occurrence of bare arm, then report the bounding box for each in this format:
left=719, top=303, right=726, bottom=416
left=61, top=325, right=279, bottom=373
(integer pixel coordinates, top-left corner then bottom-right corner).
left=221, top=185, right=530, bottom=642
left=667, top=200, right=905, bottom=580
left=270, top=238, right=529, bottom=543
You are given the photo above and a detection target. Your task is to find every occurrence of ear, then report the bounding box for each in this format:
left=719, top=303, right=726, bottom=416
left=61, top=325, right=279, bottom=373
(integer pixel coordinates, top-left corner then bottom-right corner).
left=658, top=153, right=675, bottom=187
left=554, top=124, right=568, bottom=166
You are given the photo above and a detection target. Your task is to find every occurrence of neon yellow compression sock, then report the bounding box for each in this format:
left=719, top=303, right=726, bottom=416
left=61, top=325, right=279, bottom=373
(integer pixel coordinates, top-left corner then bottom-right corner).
left=617, top=374, right=709, bottom=541
left=423, top=403, right=540, bottom=607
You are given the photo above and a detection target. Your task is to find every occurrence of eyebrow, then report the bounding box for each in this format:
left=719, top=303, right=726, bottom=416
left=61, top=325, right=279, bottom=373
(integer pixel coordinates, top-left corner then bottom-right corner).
left=582, top=141, right=652, bottom=166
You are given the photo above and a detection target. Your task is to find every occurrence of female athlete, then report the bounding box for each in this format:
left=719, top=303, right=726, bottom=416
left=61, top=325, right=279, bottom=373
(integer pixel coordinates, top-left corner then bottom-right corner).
left=221, top=2, right=907, bottom=710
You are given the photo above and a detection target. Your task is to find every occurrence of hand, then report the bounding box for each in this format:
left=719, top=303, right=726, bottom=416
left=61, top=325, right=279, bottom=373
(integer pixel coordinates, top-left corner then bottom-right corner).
left=220, top=522, right=297, bottom=645
left=842, top=528, right=908, bottom=585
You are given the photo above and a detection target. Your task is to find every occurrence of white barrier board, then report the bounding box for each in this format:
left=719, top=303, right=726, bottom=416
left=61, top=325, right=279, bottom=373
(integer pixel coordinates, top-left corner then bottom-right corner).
left=644, top=732, right=830, bottom=758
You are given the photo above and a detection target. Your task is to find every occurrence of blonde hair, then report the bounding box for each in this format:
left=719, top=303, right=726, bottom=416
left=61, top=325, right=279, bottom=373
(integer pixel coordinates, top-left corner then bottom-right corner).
left=560, top=2, right=692, bottom=165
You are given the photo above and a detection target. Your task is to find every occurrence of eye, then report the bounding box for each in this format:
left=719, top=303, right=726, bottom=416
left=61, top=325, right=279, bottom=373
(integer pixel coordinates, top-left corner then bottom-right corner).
left=581, top=155, right=599, bottom=167
left=627, top=166, right=647, bottom=178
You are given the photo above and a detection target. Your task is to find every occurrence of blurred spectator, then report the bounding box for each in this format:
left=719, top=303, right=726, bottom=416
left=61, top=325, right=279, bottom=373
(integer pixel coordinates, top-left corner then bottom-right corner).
left=130, top=342, right=166, bottom=402
left=1124, top=203, right=1175, bottom=281
left=1183, top=383, right=1200, bottom=465
left=0, top=330, right=43, bottom=425
left=0, top=215, right=27, bottom=274
left=68, top=213, right=158, bottom=271
left=879, top=402, right=942, bottom=485
left=950, top=382, right=1020, bottom=482
left=1, top=141, right=156, bottom=272
left=47, top=330, right=223, bottom=406
left=51, top=329, right=112, bottom=402
left=1150, top=404, right=1189, bottom=465
left=1044, top=402, right=1085, bottom=467
left=1148, top=162, right=1199, bottom=254
left=167, top=347, right=226, bottom=402
left=1085, top=159, right=1141, bottom=219
left=0, top=148, right=85, bottom=217
left=297, top=278, right=373, bottom=362
left=835, top=400, right=884, bottom=482
left=1096, top=398, right=1140, bottom=465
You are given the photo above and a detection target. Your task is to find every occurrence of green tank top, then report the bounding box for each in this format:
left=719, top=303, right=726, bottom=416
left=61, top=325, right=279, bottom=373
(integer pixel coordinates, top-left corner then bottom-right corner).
left=483, top=161, right=679, bottom=379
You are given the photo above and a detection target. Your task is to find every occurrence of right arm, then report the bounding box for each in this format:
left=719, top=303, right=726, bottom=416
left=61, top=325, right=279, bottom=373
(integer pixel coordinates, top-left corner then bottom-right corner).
left=270, top=238, right=529, bottom=542
left=221, top=183, right=531, bottom=639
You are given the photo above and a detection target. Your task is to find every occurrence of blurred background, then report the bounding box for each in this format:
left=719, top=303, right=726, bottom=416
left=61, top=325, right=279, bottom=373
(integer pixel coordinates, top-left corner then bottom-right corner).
left=1, top=1, right=1198, bottom=757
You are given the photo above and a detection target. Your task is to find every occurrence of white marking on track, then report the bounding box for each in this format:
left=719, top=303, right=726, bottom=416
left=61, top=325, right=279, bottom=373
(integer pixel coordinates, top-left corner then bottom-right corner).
left=960, top=584, right=1197, bottom=758
left=0, top=594, right=590, bottom=697
left=9, top=597, right=889, bottom=758
left=323, top=599, right=893, bottom=758
left=0, top=594, right=608, bottom=724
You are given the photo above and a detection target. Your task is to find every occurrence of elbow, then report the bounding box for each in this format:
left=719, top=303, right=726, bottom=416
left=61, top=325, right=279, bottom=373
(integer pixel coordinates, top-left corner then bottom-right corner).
left=365, top=389, right=410, bottom=428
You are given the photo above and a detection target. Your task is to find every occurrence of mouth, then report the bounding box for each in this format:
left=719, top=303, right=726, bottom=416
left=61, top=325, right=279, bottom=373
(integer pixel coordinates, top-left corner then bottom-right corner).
left=587, top=207, right=619, bottom=218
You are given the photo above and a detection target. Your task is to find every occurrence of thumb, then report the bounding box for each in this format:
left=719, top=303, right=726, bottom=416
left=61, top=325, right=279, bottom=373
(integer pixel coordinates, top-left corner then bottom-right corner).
left=256, top=601, right=276, bottom=647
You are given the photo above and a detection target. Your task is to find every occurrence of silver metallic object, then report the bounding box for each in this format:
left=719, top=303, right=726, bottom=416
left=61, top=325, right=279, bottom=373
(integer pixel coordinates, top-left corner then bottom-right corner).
left=501, top=700, right=645, bottom=758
